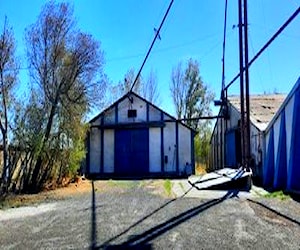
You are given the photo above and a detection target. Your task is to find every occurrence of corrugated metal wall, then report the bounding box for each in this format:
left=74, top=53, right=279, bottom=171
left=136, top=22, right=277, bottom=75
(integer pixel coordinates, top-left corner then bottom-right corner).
left=263, top=78, right=300, bottom=191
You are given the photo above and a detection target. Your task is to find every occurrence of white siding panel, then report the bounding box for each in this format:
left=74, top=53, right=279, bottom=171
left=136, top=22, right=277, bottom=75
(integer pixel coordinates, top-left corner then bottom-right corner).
left=89, top=128, right=100, bottom=173
left=103, top=107, right=115, bottom=124
left=103, top=129, right=114, bottom=173
left=164, top=122, right=176, bottom=172
left=91, top=117, right=101, bottom=127
left=163, top=113, right=173, bottom=120
left=149, top=128, right=161, bottom=172
left=149, top=105, right=161, bottom=121
left=285, top=95, right=294, bottom=173
left=178, top=125, right=191, bottom=174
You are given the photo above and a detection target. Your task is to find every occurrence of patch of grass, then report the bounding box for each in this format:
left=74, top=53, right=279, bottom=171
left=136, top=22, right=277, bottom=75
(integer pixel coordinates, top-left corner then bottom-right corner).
left=195, top=163, right=207, bottom=175
left=264, top=190, right=290, bottom=200
left=163, top=179, right=173, bottom=197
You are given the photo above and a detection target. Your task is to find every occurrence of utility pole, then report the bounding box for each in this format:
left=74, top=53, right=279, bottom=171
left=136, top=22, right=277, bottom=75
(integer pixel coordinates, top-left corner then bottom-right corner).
left=244, top=0, right=251, bottom=171
left=238, top=0, right=251, bottom=171
left=238, top=0, right=245, bottom=169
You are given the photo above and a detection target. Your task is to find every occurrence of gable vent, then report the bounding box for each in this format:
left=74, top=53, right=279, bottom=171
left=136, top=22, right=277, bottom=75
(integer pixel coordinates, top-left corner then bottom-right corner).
left=128, top=109, right=137, bottom=118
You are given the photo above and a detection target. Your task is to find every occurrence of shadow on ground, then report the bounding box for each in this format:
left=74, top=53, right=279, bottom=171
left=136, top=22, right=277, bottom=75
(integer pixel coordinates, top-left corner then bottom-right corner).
left=89, top=180, right=239, bottom=249
left=247, top=198, right=300, bottom=226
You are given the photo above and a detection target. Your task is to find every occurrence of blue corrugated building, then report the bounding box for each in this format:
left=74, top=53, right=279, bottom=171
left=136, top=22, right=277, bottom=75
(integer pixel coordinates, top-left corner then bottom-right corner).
left=263, top=77, right=300, bottom=192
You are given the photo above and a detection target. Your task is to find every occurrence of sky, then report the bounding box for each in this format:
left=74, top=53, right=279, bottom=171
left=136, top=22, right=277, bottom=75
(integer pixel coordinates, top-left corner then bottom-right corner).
left=0, top=0, right=299, bottom=117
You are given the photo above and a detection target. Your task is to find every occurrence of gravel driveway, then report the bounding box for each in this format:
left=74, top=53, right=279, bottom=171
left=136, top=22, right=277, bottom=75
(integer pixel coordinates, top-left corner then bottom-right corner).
left=0, top=180, right=300, bottom=249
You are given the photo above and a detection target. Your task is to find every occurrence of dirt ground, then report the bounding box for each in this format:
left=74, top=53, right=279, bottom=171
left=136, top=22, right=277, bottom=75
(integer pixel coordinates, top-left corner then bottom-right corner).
left=0, top=178, right=169, bottom=209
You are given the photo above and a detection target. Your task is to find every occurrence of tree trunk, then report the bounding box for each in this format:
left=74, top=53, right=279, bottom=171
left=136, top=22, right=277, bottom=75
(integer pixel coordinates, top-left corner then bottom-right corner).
left=29, top=95, right=59, bottom=192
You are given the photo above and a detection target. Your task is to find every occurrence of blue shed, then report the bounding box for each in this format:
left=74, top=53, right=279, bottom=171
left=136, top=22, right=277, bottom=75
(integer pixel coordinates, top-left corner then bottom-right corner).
left=85, top=91, right=196, bottom=178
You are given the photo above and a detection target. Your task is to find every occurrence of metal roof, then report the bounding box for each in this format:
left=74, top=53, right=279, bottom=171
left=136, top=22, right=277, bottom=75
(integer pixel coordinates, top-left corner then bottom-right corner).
left=228, top=94, right=286, bottom=131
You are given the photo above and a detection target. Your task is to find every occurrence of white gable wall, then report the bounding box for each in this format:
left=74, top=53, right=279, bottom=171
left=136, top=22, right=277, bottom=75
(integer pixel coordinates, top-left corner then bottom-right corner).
left=103, top=108, right=115, bottom=125
left=149, top=104, right=161, bottom=121
left=118, top=95, right=147, bottom=123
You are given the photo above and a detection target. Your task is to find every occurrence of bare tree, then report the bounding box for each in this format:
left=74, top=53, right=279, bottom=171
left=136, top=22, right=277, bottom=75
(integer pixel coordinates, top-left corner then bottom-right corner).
left=170, top=62, right=186, bottom=119
left=24, top=2, right=105, bottom=191
left=123, top=68, right=142, bottom=94
left=0, top=17, right=18, bottom=188
left=142, top=69, right=160, bottom=105
left=106, top=68, right=142, bottom=104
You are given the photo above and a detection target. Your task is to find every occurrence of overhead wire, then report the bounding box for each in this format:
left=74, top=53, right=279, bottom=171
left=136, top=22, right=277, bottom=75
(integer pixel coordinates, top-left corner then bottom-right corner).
left=107, top=33, right=220, bottom=63
left=129, top=0, right=175, bottom=92
left=225, top=6, right=300, bottom=91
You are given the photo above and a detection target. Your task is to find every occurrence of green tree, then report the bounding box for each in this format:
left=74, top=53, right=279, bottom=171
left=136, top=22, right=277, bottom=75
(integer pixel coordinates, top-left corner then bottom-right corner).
left=194, top=121, right=212, bottom=167
left=22, top=2, right=105, bottom=192
left=170, top=58, right=214, bottom=166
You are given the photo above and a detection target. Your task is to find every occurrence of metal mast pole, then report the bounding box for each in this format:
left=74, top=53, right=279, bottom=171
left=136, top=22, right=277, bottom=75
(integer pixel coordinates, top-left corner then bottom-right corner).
left=244, top=0, right=251, bottom=171
left=238, top=0, right=245, bottom=168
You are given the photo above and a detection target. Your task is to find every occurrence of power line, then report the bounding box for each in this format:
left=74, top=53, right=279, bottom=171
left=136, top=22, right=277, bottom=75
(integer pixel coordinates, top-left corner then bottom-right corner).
left=220, top=0, right=228, bottom=99
left=107, top=33, right=219, bottom=63
left=225, top=6, right=300, bottom=91
left=130, top=0, right=174, bottom=92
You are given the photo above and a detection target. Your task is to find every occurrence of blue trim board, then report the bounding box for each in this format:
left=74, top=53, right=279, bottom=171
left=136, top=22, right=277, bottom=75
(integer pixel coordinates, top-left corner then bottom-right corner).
left=100, top=117, right=104, bottom=174
left=263, top=127, right=274, bottom=187
left=273, top=111, right=287, bottom=190
left=288, top=88, right=300, bottom=190
left=160, top=111, right=164, bottom=172
left=146, top=102, right=149, bottom=122
left=175, top=121, right=179, bottom=174
left=100, top=129, right=104, bottom=174
left=86, top=131, right=90, bottom=174
left=115, top=102, right=118, bottom=124
left=191, top=131, right=195, bottom=174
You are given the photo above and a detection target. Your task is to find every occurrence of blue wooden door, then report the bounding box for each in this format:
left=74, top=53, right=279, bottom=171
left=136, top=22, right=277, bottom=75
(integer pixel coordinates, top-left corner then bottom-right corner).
left=225, top=130, right=237, bottom=167
left=225, top=129, right=241, bottom=168
left=115, top=128, right=149, bottom=176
